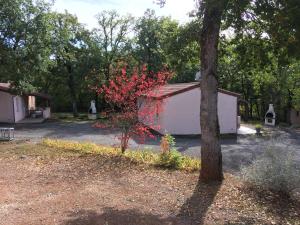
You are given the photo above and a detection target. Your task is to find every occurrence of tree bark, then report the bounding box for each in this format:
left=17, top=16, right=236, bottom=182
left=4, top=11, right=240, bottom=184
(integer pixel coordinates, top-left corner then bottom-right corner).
left=66, top=63, right=78, bottom=117
left=200, top=0, right=227, bottom=182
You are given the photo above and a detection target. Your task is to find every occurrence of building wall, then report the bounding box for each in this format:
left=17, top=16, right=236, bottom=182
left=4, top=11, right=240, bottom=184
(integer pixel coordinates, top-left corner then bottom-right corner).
left=138, top=97, right=163, bottom=131
left=28, top=96, right=36, bottom=110
left=140, top=88, right=238, bottom=135
left=158, top=88, right=201, bottom=135
left=13, top=96, right=26, bottom=122
left=43, top=107, right=51, bottom=119
left=290, top=109, right=300, bottom=126
left=0, top=91, right=14, bottom=123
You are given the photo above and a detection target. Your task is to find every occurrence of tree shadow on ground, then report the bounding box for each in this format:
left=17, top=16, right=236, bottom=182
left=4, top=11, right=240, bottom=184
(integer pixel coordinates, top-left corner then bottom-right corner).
left=177, top=178, right=222, bottom=225
left=243, top=185, right=300, bottom=224
left=63, top=178, right=221, bottom=225
left=64, top=207, right=175, bottom=225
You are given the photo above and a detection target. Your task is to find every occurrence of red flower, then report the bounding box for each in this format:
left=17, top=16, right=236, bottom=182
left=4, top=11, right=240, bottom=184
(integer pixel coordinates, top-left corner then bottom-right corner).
left=94, top=66, right=172, bottom=152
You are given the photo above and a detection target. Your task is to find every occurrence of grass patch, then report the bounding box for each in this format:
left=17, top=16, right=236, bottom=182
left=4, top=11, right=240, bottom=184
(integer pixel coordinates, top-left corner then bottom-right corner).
left=241, top=119, right=262, bottom=126
left=51, top=113, right=96, bottom=122
left=42, top=139, right=200, bottom=172
left=51, top=113, right=88, bottom=122
left=0, top=140, right=85, bottom=158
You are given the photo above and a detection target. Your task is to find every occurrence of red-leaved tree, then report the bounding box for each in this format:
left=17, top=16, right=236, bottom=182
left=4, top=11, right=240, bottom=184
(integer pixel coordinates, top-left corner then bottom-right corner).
left=95, top=66, right=171, bottom=153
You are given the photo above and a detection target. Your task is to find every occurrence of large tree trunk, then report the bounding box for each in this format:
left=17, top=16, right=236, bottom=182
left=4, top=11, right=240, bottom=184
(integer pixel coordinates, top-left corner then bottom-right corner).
left=66, top=64, right=78, bottom=117
left=200, top=0, right=227, bottom=182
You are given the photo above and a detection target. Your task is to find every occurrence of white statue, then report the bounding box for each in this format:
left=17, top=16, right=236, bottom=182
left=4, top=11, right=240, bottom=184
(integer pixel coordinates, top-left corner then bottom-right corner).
left=195, top=71, right=201, bottom=81
left=89, top=100, right=97, bottom=114
left=88, top=100, right=97, bottom=120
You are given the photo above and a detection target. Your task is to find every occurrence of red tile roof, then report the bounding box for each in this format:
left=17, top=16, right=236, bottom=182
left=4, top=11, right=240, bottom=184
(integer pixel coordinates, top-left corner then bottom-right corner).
left=149, top=82, right=240, bottom=99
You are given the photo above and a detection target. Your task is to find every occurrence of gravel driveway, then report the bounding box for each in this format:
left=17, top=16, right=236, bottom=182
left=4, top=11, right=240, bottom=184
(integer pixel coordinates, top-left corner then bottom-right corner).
left=2, top=121, right=300, bottom=173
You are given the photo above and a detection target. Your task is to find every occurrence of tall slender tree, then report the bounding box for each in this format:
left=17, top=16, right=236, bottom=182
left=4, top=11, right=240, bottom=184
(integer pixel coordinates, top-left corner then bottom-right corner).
left=199, top=0, right=228, bottom=181
left=51, top=12, right=91, bottom=116
left=94, top=10, right=134, bottom=81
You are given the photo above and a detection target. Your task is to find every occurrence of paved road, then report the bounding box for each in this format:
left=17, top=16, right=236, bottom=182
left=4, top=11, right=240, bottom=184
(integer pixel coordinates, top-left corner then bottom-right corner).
left=2, top=121, right=300, bottom=173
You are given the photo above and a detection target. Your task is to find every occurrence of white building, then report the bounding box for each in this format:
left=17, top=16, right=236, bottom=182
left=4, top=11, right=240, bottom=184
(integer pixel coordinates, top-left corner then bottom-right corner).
left=139, top=82, right=240, bottom=135
left=0, top=83, right=51, bottom=123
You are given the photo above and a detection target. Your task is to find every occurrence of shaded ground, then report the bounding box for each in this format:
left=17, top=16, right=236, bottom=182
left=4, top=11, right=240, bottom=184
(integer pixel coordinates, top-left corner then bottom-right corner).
left=0, top=142, right=299, bottom=225
left=3, top=121, right=300, bottom=174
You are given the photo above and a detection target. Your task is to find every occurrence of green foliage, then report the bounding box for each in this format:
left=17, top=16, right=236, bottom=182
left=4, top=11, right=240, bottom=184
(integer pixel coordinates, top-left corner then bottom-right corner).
left=158, top=149, right=183, bottom=169
left=164, top=133, right=176, bottom=149
left=292, top=89, right=300, bottom=110
left=134, top=9, right=168, bottom=73
left=49, top=11, right=96, bottom=115
left=42, top=139, right=200, bottom=172
left=157, top=134, right=199, bottom=170
left=287, top=61, right=300, bottom=110
left=1, top=0, right=300, bottom=122
left=218, top=0, right=300, bottom=122
left=93, top=10, right=134, bottom=80
left=134, top=10, right=200, bottom=82
left=51, top=113, right=92, bottom=122
left=168, top=19, right=200, bottom=83
left=218, top=31, right=300, bottom=121
left=0, top=0, right=53, bottom=88
left=255, top=124, right=262, bottom=129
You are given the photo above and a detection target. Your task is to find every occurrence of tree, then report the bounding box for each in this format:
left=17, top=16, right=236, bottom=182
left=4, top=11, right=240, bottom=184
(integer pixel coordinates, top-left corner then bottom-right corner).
left=50, top=12, right=93, bottom=116
left=198, top=0, right=300, bottom=181
left=199, top=0, right=228, bottom=181
left=135, top=9, right=167, bottom=74
left=218, top=0, right=300, bottom=122
left=167, top=19, right=201, bottom=83
left=0, top=0, right=53, bottom=91
left=156, top=0, right=227, bottom=181
left=135, top=10, right=201, bottom=82
left=94, top=10, right=134, bottom=81
left=288, top=62, right=300, bottom=110
left=95, top=66, right=171, bottom=153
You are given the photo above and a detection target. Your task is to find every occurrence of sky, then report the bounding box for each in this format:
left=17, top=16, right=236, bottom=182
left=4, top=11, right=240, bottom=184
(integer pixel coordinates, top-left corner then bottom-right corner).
left=52, top=0, right=197, bottom=30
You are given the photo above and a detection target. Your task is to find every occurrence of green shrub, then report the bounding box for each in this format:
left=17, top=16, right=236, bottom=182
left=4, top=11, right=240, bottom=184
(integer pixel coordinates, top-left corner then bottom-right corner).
left=157, top=150, right=200, bottom=171
left=158, top=134, right=200, bottom=171
left=42, top=139, right=200, bottom=172
left=159, top=150, right=183, bottom=169
left=160, top=133, right=176, bottom=153
left=124, top=150, right=158, bottom=164
left=255, top=124, right=262, bottom=129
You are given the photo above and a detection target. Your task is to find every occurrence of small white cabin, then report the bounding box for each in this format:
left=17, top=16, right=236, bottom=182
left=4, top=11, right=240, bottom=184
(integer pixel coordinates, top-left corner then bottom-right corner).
left=0, top=83, right=51, bottom=123
left=138, top=82, right=240, bottom=135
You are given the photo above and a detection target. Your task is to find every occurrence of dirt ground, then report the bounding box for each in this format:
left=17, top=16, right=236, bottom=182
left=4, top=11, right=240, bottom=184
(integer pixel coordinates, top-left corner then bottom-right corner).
left=0, top=141, right=299, bottom=225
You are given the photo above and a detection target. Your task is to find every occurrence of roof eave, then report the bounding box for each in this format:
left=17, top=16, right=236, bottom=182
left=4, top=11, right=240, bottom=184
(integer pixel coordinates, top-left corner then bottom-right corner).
left=148, top=83, right=241, bottom=100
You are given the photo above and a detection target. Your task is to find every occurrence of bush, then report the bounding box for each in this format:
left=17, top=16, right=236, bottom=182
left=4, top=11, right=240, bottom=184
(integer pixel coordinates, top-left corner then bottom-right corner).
left=159, top=149, right=183, bottom=169
left=255, top=124, right=262, bottom=129
left=42, top=139, right=200, bottom=172
left=159, top=134, right=180, bottom=168
left=158, top=134, right=200, bottom=171
left=241, top=145, right=300, bottom=195
left=160, top=133, right=176, bottom=154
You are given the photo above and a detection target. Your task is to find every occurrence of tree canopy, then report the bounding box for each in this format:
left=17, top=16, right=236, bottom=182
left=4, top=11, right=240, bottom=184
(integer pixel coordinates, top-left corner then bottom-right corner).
left=0, top=0, right=299, bottom=120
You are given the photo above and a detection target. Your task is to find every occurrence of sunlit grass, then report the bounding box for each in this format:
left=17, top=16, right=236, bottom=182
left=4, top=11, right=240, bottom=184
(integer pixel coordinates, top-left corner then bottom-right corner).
left=42, top=139, right=200, bottom=172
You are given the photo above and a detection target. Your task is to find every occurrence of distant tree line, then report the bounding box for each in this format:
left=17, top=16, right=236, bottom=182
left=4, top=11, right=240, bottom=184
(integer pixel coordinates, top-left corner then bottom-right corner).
left=0, top=0, right=299, bottom=123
